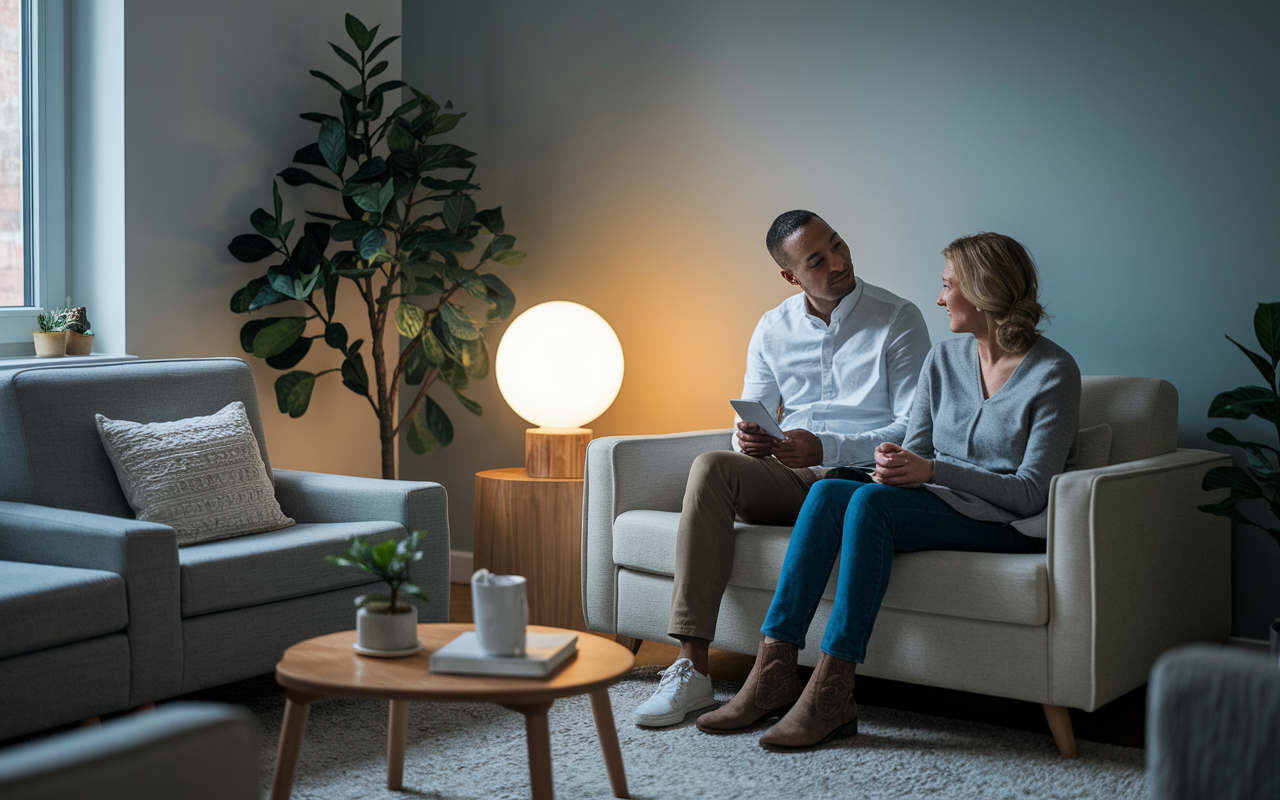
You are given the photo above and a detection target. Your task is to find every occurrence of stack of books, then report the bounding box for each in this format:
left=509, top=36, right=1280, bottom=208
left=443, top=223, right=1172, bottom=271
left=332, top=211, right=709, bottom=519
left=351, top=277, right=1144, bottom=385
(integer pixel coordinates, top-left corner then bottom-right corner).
left=429, top=631, right=578, bottom=677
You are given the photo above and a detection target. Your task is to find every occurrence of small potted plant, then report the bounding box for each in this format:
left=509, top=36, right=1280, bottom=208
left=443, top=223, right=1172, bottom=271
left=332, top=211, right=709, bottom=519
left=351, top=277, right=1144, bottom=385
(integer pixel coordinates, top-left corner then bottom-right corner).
left=64, top=306, right=94, bottom=355
left=33, top=306, right=69, bottom=357
left=327, top=530, right=430, bottom=656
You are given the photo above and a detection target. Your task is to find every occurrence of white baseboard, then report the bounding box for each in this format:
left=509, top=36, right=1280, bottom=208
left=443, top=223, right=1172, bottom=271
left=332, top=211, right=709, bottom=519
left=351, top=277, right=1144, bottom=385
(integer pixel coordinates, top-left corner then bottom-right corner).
left=450, top=550, right=473, bottom=584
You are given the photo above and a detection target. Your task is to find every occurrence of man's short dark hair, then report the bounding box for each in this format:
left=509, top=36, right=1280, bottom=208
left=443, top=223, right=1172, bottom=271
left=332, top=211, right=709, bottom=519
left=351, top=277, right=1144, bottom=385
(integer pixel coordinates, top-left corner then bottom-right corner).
left=766, top=210, right=820, bottom=262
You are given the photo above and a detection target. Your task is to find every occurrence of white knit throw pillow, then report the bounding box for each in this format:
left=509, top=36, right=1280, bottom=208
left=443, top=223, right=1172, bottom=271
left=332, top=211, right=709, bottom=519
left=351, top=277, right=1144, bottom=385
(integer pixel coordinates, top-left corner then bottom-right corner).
left=95, top=401, right=294, bottom=546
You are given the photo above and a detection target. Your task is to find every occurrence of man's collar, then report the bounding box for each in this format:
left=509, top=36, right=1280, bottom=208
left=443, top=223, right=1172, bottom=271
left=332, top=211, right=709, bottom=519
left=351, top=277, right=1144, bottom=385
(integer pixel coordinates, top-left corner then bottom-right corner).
left=827, top=279, right=862, bottom=325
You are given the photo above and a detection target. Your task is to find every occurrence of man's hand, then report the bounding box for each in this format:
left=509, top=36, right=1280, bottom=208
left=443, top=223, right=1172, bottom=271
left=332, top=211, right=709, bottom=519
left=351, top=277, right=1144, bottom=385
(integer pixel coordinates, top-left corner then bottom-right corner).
left=738, top=421, right=823, bottom=467
left=872, top=442, right=933, bottom=488
left=736, top=421, right=779, bottom=457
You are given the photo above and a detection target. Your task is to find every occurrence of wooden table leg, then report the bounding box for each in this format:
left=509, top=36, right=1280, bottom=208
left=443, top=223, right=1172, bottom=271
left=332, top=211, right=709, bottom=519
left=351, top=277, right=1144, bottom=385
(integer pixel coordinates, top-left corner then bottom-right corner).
left=589, top=689, right=630, bottom=799
left=270, top=691, right=322, bottom=800
left=387, top=699, right=410, bottom=790
left=503, top=701, right=556, bottom=800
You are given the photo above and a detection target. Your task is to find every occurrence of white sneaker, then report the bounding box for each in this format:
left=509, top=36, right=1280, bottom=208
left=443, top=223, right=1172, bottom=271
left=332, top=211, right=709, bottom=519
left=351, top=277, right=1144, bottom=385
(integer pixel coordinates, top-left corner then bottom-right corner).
left=633, top=658, right=715, bottom=727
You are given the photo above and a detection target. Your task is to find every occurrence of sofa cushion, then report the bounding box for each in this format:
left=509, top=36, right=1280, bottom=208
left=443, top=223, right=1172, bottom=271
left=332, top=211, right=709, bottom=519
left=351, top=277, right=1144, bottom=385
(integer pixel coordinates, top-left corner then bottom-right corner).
left=613, top=510, right=1049, bottom=626
left=95, top=401, right=294, bottom=546
left=0, top=561, right=128, bottom=659
left=178, top=520, right=406, bottom=617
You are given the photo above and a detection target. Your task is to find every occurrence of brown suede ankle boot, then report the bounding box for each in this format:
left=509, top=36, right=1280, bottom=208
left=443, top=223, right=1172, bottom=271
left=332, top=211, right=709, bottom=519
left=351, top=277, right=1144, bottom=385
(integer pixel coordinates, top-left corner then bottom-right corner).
left=758, top=652, right=858, bottom=751
left=695, top=640, right=803, bottom=734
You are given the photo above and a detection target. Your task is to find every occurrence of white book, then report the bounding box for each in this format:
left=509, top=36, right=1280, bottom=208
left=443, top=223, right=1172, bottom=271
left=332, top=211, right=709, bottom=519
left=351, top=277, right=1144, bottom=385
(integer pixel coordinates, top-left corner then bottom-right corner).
left=429, top=632, right=578, bottom=677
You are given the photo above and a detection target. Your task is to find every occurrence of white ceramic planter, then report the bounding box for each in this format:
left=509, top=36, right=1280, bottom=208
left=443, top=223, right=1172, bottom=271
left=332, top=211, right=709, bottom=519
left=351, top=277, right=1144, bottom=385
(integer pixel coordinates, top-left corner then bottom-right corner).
left=356, top=604, right=419, bottom=655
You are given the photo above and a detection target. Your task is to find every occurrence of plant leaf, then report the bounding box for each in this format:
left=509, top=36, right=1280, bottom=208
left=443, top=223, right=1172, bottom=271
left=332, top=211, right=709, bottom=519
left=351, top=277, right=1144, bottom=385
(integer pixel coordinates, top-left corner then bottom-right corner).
left=366, top=34, right=400, bottom=62
left=325, top=322, right=349, bottom=351
left=359, top=228, right=387, bottom=259
left=441, top=302, right=481, bottom=341
left=345, top=13, right=374, bottom=51
left=421, top=394, right=454, bottom=446
left=1201, top=465, right=1263, bottom=498
left=249, top=282, right=290, bottom=312
left=442, top=195, right=476, bottom=234
left=479, top=274, right=516, bottom=321
left=278, top=167, right=339, bottom=191
left=491, top=249, right=526, bottom=266
left=1208, top=385, right=1280, bottom=425
left=1255, top=302, right=1280, bottom=365
left=406, top=411, right=439, bottom=454
left=458, top=336, right=489, bottom=379
left=419, top=143, right=477, bottom=171
left=331, top=219, right=368, bottom=242
left=231, top=277, right=269, bottom=313
left=427, top=112, right=464, bottom=137
left=452, top=387, right=483, bottom=416
left=404, top=342, right=428, bottom=384
left=328, top=41, right=360, bottom=71
left=342, top=351, right=370, bottom=397
left=396, top=303, right=425, bottom=339
left=253, top=317, right=308, bottom=359
left=310, top=68, right=355, bottom=97
left=473, top=207, right=504, bottom=235
left=370, top=80, right=407, bottom=95
left=293, top=142, right=328, bottom=168
left=367, top=60, right=389, bottom=80
left=387, top=122, right=413, bottom=153
left=228, top=234, right=278, bottom=263
left=239, top=317, right=281, bottom=353
left=250, top=208, right=279, bottom=239
left=1226, top=335, right=1277, bottom=390
left=273, top=180, right=283, bottom=222
left=348, top=156, right=390, bottom=184
left=266, top=335, right=312, bottom=370
left=275, top=372, right=316, bottom=418
left=420, top=176, right=480, bottom=193
left=318, top=118, right=348, bottom=176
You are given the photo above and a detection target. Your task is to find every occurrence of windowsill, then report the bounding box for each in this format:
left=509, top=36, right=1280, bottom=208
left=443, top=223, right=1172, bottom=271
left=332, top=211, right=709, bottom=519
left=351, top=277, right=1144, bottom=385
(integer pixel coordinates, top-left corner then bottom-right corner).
left=0, top=353, right=137, bottom=369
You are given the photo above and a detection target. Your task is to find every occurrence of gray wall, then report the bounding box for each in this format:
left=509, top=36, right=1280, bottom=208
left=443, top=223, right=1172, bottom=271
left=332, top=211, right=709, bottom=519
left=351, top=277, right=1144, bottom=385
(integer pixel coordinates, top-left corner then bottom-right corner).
left=123, top=0, right=401, bottom=479
left=402, top=0, right=1280, bottom=636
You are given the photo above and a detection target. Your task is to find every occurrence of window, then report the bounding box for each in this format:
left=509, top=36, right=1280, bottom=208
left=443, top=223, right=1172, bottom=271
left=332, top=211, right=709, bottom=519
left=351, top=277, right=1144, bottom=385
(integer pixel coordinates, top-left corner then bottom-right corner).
left=0, top=0, right=65, bottom=353
left=0, top=0, right=25, bottom=307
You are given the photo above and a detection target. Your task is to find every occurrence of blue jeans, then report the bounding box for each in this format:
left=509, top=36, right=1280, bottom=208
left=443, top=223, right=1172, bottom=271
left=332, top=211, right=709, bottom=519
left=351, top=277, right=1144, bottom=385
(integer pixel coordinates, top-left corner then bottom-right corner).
left=759, top=480, right=1044, bottom=663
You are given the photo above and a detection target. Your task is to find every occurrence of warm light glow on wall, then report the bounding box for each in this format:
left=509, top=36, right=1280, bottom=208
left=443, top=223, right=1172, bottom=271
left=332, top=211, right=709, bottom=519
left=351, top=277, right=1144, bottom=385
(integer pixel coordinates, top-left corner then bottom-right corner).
left=495, top=301, right=624, bottom=429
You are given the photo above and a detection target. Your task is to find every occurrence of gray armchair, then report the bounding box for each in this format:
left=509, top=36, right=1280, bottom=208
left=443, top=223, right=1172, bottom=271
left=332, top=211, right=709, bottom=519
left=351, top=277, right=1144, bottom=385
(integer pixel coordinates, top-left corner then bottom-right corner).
left=0, top=358, right=450, bottom=741
left=0, top=703, right=259, bottom=800
left=582, top=376, right=1231, bottom=757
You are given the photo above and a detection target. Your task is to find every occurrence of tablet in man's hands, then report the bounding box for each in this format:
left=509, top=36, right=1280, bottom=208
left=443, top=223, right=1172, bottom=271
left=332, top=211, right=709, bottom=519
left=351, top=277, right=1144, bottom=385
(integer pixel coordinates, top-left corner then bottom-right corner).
left=730, top=399, right=788, bottom=441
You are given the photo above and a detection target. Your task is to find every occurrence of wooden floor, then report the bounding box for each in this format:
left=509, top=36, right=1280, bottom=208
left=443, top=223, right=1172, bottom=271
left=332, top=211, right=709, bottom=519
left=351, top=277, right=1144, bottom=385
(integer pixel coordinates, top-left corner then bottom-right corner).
left=449, top=583, right=1147, bottom=749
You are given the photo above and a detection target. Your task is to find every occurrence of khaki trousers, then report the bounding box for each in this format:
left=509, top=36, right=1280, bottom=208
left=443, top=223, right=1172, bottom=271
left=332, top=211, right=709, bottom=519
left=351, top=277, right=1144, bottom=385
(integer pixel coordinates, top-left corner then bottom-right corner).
left=667, top=450, right=819, bottom=641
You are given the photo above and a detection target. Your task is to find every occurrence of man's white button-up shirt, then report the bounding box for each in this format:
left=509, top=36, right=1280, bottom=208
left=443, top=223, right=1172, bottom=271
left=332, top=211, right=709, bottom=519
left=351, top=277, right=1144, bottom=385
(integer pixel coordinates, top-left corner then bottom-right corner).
left=738, top=279, right=931, bottom=468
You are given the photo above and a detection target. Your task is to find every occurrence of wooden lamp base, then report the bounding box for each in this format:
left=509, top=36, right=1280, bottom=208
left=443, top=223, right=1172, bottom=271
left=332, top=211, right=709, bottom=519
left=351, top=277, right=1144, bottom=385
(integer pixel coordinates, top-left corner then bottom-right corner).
left=525, top=427, right=593, bottom=478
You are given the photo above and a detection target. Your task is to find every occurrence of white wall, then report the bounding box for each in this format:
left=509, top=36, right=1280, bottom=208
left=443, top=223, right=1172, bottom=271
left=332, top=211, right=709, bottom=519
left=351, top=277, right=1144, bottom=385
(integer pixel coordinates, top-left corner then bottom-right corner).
left=122, top=0, right=401, bottom=479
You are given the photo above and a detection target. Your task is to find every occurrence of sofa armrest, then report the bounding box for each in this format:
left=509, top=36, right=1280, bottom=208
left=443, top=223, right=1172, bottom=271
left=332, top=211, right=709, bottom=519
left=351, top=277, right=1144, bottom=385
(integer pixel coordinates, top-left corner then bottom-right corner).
left=272, top=469, right=451, bottom=621
left=581, top=429, right=732, bottom=633
left=1045, top=448, right=1232, bottom=711
left=0, top=702, right=258, bottom=800
left=0, top=501, right=183, bottom=705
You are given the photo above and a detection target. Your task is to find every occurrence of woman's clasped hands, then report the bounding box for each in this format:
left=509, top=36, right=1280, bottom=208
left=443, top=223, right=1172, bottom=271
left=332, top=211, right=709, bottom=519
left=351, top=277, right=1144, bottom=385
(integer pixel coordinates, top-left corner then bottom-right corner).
left=872, top=442, right=933, bottom=488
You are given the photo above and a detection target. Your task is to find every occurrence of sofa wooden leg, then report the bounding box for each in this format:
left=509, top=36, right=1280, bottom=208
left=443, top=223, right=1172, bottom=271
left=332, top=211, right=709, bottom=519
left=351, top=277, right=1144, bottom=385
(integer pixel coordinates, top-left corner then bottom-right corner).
left=616, top=636, right=644, bottom=655
left=1042, top=704, right=1078, bottom=758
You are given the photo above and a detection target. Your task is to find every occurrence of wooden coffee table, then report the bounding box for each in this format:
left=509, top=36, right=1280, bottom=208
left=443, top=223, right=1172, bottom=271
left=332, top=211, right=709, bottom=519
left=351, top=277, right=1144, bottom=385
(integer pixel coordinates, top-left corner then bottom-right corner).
left=270, top=623, right=634, bottom=800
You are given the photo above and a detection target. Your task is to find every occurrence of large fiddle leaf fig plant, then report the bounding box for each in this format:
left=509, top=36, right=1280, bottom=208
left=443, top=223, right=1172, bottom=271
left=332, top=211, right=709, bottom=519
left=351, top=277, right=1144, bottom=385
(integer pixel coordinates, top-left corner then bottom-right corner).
left=227, top=14, right=523, bottom=479
left=1199, top=301, right=1280, bottom=550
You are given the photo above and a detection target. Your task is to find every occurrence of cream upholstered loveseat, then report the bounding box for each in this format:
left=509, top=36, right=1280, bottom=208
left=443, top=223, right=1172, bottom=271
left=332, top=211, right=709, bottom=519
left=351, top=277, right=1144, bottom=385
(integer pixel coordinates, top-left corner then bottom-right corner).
left=581, top=376, right=1231, bottom=757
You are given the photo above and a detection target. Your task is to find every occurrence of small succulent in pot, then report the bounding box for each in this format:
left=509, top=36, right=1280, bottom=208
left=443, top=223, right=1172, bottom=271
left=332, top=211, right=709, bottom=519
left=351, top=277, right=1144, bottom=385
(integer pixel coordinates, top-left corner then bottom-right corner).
left=36, top=306, right=69, bottom=333
left=65, top=307, right=92, bottom=335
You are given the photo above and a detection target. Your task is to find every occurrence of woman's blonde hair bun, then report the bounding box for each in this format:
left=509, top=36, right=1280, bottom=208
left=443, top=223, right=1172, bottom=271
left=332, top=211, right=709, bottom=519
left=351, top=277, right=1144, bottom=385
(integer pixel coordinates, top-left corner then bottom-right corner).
left=942, top=232, right=1045, bottom=353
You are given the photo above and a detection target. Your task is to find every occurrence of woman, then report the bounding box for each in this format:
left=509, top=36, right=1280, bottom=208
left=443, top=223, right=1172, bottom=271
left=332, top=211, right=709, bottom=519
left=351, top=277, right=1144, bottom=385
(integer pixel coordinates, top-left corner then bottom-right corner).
left=695, top=231, right=1081, bottom=751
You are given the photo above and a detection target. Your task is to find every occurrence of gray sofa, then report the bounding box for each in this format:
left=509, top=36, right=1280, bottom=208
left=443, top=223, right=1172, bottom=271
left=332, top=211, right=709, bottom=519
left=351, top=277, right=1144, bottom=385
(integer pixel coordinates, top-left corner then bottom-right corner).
left=0, top=702, right=258, bottom=800
left=0, top=358, right=450, bottom=741
left=583, top=376, right=1231, bottom=757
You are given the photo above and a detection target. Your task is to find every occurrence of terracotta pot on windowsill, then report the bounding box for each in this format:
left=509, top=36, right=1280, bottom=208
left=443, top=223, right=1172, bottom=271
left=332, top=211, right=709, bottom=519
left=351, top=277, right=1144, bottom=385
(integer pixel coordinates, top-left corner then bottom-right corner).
left=32, top=331, right=66, bottom=357
left=65, top=331, right=94, bottom=356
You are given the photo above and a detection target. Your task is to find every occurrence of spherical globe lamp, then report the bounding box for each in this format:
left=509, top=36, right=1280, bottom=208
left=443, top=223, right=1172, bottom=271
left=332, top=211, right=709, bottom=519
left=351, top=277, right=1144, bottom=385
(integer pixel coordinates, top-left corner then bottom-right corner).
left=495, top=301, right=624, bottom=477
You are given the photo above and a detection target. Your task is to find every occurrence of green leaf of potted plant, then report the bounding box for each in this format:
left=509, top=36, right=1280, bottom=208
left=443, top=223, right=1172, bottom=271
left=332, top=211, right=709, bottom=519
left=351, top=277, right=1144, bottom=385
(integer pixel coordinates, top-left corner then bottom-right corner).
left=326, top=530, right=430, bottom=656
left=33, top=306, right=69, bottom=357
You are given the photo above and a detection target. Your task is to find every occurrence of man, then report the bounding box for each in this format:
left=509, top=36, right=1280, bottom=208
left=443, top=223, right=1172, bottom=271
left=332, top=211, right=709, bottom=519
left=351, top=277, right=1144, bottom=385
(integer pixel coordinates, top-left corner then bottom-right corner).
left=632, top=210, right=932, bottom=727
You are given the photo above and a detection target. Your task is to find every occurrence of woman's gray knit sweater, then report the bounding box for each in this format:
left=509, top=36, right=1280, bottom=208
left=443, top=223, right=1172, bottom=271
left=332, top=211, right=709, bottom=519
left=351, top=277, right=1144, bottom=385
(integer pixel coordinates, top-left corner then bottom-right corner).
left=903, top=335, right=1081, bottom=523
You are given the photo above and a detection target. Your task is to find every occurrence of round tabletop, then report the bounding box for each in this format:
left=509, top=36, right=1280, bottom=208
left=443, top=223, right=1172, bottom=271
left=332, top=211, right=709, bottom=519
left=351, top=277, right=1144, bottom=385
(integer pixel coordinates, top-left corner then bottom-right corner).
left=275, top=623, right=635, bottom=705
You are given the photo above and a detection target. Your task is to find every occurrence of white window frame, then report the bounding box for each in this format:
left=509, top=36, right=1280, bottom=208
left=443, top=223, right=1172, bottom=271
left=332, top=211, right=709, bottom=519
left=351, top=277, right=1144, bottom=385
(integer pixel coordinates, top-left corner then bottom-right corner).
left=0, top=0, right=66, bottom=350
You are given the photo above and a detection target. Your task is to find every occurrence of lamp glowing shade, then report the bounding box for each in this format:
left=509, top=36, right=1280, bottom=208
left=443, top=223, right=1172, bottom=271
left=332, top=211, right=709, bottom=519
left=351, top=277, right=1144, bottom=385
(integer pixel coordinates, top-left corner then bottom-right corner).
left=495, top=301, right=624, bottom=429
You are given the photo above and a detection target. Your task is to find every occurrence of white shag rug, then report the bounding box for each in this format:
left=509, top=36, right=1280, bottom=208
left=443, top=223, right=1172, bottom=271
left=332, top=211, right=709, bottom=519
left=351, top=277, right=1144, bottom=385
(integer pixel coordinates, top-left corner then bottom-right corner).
left=247, top=667, right=1145, bottom=799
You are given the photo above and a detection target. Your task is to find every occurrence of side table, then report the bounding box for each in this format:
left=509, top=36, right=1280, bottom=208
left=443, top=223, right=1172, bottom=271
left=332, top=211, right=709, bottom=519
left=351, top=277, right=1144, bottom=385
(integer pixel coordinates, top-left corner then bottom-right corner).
left=475, top=468, right=586, bottom=631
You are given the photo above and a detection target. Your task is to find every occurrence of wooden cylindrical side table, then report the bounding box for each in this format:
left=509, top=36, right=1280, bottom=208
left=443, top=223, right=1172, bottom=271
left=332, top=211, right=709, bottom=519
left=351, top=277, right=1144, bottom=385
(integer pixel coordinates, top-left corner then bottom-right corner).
left=474, top=468, right=586, bottom=631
